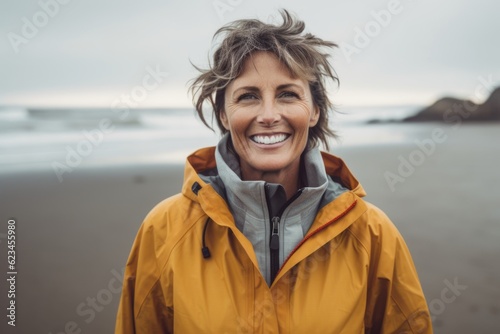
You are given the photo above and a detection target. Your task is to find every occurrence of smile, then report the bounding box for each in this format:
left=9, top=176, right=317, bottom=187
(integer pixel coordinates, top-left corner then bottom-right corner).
left=250, top=134, right=289, bottom=145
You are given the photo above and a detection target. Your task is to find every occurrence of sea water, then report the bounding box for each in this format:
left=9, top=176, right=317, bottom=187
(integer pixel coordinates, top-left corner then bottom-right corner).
left=0, top=106, right=421, bottom=173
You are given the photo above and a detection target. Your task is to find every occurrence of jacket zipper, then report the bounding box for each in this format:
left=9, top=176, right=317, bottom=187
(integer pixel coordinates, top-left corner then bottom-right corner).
left=268, top=190, right=303, bottom=283
left=269, top=216, right=280, bottom=283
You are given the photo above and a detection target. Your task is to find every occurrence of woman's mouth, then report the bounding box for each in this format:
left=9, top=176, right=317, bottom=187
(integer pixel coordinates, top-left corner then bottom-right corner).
left=250, top=134, right=289, bottom=145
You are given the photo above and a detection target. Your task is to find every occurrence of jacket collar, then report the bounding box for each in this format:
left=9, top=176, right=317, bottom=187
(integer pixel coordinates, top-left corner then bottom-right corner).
left=182, top=143, right=366, bottom=202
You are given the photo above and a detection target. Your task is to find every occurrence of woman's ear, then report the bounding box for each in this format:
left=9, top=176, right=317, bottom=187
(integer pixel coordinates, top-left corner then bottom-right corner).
left=309, top=105, right=320, bottom=127
left=220, top=110, right=230, bottom=130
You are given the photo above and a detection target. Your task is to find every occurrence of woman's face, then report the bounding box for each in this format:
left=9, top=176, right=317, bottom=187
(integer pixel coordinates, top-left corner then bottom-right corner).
left=221, top=51, right=319, bottom=180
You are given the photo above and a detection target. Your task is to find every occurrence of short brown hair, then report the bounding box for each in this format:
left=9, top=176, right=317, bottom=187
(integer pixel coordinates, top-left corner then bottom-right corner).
left=190, top=9, right=339, bottom=150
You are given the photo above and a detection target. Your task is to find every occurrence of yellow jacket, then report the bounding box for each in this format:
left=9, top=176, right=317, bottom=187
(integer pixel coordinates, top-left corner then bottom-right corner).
left=115, top=147, right=432, bottom=333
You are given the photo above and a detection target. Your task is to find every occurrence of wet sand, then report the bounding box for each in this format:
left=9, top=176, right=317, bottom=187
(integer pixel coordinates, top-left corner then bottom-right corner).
left=1, top=123, right=499, bottom=333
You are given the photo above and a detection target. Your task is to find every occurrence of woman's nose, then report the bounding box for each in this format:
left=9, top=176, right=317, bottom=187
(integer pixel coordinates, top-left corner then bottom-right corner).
left=256, top=102, right=281, bottom=125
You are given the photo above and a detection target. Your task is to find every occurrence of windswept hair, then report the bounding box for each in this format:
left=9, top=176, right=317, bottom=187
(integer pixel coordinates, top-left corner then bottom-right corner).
left=190, top=9, right=339, bottom=150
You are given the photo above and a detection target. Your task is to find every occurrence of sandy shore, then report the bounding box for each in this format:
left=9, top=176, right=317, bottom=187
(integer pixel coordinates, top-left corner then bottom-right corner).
left=1, top=123, right=499, bottom=333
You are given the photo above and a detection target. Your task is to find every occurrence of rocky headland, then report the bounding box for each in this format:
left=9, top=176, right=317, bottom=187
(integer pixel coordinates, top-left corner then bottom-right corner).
left=403, top=87, right=500, bottom=122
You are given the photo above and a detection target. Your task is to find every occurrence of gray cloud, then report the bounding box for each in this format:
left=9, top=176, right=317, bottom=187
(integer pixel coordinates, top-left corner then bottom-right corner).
left=1, top=0, right=499, bottom=107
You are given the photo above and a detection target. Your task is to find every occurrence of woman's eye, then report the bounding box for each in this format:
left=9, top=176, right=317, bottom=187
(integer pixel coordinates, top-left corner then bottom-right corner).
left=237, top=93, right=258, bottom=101
left=279, top=91, right=299, bottom=99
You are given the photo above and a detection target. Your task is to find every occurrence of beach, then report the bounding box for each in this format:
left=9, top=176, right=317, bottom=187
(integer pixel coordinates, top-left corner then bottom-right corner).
left=1, top=122, right=499, bottom=333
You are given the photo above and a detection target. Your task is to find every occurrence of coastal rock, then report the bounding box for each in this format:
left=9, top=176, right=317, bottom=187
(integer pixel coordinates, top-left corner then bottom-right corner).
left=478, top=87, right=500, bottom=121
left=403, top=87, right=500, bottom=122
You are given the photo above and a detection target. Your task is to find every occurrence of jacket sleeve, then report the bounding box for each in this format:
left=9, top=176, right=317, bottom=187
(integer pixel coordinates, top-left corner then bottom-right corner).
left=115, top=214, right=172, bottom=334
left=363, top=204, right=433, bottom=334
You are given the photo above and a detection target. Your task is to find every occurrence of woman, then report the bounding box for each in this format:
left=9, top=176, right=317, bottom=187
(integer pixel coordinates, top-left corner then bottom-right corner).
left=115, top=10, right=432, bottom=333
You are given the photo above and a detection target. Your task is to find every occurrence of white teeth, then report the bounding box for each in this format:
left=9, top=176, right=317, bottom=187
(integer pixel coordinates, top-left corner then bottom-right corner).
left=252, top=134, right=287, bottom=145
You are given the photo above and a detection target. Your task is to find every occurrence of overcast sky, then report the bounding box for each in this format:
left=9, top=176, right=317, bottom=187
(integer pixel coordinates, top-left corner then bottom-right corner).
left=1, top=0, right=499, bottom=108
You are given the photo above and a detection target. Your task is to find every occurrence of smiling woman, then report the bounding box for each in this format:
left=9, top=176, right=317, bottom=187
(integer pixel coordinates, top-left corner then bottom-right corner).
left=220, top=51, right=319, bottom=198
left=115, top=9, right=433, bottom=333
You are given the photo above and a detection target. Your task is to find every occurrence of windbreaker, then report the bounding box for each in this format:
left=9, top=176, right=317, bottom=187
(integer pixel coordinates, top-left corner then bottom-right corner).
left=115, top=146, right=432, bottom=334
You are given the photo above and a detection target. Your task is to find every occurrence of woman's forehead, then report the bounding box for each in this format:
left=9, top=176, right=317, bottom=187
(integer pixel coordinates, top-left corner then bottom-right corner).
left=231, top=51, right=307, bottom=88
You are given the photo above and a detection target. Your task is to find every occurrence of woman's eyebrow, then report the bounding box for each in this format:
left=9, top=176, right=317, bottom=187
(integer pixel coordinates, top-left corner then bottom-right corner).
left=277, top=83, right=304, bottom=92
left=232, top=86, right=259, bottom=97
left=233, top=83, right=304, bottom=95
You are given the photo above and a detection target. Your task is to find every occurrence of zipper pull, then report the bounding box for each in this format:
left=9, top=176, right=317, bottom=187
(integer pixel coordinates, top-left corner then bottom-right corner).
left=270, top=216, right=280, bottom=251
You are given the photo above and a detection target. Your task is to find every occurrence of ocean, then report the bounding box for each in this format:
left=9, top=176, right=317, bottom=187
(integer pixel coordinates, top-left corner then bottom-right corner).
left=0, top=105, right=422, bottom=173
